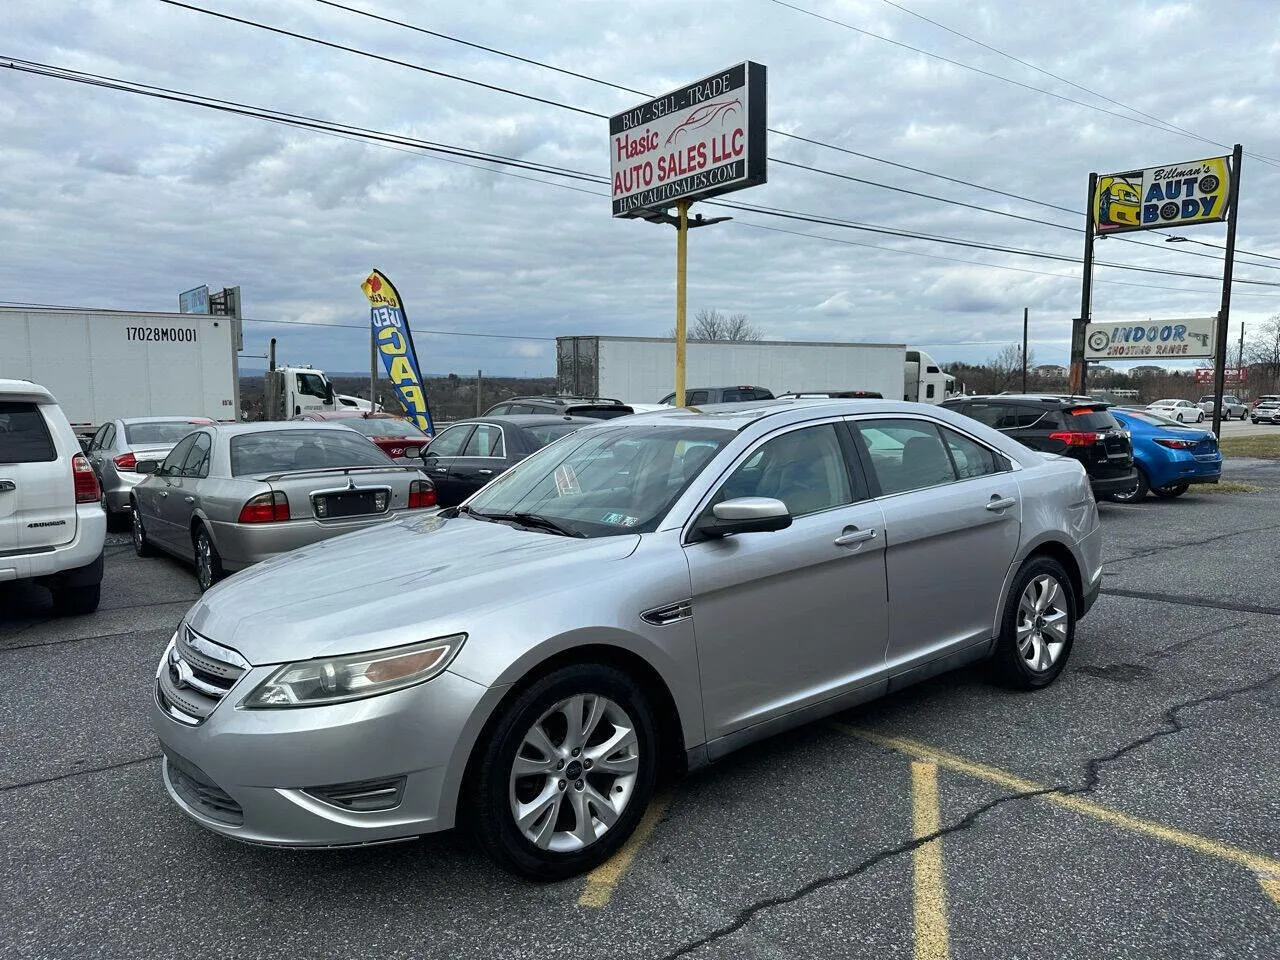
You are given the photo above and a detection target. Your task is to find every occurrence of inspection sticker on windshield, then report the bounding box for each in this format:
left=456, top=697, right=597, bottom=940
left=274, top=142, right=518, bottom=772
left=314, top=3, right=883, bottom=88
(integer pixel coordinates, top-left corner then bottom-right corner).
left=554, top=464, right=580, bottom=496
left=601, top=512, right=640, bottom=527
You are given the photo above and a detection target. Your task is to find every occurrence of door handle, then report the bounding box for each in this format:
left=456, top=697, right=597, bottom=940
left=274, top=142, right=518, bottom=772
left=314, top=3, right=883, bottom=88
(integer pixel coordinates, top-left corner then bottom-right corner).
left=184, top=496, right=195, bottom=504
left=431, top=467, right=448, bottom=475
left=477, top=469, right=494, bottom=476
left=986, top=496, right=1017, bottom=511
left=834, top=527, right=876, bottom=547
left=159, top=491, right=169, bottom=498
left=0, top=479, right=14, bottom=492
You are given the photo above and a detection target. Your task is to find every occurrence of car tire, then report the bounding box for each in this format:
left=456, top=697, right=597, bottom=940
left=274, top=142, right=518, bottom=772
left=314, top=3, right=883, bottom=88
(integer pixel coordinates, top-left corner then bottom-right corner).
left=51, top=583, right=101, bottom=617
left=1196, top=412, right=1205, bottom=423
left=131, top=504, right=155, bottom=557
left=1152, top=481, right=1189, bottom=499
left=1107, top=468, right=1148, bottom=503
left=194, top=526, right=225, bottom=592
left=989, top=556, right=1076, bottom=690
left=466, top=662, right=658, bottom=880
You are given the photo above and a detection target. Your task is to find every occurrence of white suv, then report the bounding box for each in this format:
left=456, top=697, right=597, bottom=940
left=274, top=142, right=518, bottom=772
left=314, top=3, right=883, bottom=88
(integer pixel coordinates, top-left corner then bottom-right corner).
left=0, top=379, right=107, bottom=615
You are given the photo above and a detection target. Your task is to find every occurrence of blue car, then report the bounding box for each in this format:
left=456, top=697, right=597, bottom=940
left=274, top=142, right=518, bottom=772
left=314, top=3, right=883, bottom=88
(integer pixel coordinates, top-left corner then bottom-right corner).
left=1108, top=408, right=1222, bottom=501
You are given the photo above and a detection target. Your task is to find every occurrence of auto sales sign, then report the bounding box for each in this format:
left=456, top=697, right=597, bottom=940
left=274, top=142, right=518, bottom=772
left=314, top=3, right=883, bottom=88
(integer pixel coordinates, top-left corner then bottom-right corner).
left=610, top=62, right=767, bottom=218
left=1092, top=156, right=1231, bottom=235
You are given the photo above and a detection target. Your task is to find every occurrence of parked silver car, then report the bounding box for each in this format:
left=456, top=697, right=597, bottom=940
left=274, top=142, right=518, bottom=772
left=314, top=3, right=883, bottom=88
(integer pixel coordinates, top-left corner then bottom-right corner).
left=131, top=422, right=436, bottom=590
left=84, top=417, right=212, bottom=523
left=151, top=401, right=1101, bottom=878
left=1197, top=395, right=1247, bottom=420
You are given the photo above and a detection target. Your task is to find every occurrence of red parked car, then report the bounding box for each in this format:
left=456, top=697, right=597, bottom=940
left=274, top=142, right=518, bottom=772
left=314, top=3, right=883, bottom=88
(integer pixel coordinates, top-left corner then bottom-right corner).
left=291, top=412, right=431, bottom=459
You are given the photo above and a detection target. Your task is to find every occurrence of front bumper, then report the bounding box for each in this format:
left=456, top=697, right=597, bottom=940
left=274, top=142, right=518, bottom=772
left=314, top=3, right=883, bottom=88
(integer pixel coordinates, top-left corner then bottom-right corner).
left=151, top=660, right=496, bottom=847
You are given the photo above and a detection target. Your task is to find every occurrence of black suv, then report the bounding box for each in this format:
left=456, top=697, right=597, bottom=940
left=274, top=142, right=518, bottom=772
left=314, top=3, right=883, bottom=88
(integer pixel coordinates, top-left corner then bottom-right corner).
left=942, top=394, right=1137, bottom=497
left=659, top=386, right=775, bottom=405
left=483, top=396, right=634, bottom=420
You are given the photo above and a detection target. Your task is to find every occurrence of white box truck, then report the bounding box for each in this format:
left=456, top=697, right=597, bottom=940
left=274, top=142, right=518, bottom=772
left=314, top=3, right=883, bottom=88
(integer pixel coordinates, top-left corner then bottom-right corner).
left=0, top=306, right=241, bottom=431
left=556, top=336, right=954, bottom=404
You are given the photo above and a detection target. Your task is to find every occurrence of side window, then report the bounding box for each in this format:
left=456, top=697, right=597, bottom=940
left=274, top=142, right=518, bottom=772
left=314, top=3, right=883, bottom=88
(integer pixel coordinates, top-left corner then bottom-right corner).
left=182, top=433, right=212, bottom=478
left=753, top=389, right=775, bottom=400
left=688, top=391, right=710, bottom=405
left=940, top=427, right=1007, bottom=479
left=717, top=424, right=855, bottom=518
left=965, top=403, right=1011, bottom=429
left=464, top=424, right=505, bottom=458
left=488, top=405, right=511, bottom=416
left=926, top=383, right=936, bottom=400
left=161, top=435, right=197, bottom=476
left=856, top=419, right=957, bottom=495
left=87, top=424, right=107, bottom=453
left=102, top=424, right=117, bottom=450
left=0, top=402, right=57, bottom=464
left=720, top=389, right=747, bottom=403
left=425, top=424, right=472, bottom=458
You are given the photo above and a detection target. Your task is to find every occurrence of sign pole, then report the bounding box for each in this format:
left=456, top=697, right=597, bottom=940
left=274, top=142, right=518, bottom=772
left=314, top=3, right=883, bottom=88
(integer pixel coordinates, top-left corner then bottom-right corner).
left=1022, top=307, right=1029, bottom=393
left=1211, top=143, right=1244, bottom=438
left=674, top=199, right=691, bottom=408
left=369, top=325, right=377, bottom=415
left=1072, top=172, right=1098, bottom=396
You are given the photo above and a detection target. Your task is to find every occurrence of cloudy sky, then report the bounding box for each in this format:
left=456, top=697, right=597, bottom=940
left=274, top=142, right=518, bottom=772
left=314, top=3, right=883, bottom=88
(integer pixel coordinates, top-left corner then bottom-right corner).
left=3, top=0, right=1279, bottom=381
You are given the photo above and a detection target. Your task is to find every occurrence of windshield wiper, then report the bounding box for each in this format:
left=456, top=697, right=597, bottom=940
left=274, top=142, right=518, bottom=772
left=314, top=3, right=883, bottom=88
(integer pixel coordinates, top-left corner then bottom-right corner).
left=455, top=504, right=499, bottom=522
left=505, top=512, right=585, bottom=538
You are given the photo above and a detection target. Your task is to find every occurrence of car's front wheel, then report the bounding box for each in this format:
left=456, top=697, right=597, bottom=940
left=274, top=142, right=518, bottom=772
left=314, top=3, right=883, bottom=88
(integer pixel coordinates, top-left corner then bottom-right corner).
left=467, top=663, right=658, bottom=880
left=194, top=526, right=224, bottom=592
left=131, top=504, right=155, bottom=557
left=1196, top=412, right=1205, bottom=422
left=990, top=557, right=1076, bottom=689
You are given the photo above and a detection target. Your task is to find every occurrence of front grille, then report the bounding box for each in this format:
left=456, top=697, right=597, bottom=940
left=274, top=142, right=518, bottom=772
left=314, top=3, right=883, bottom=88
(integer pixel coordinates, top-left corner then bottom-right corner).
left=165, top=750, right=244, bottom=826
left=156, top=626, right=250, bottom=726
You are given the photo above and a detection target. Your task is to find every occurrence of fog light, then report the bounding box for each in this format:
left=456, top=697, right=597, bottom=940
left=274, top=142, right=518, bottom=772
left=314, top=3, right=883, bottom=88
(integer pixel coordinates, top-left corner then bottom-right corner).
left=304, top=776, right=406, bottom=812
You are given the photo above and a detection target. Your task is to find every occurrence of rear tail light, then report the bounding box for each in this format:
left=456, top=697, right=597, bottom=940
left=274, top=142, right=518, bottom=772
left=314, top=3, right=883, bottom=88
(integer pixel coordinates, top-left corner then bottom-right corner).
left=113, top=451, right=138, bottom=471
left=238, top=491, right=290, bottom=523
left=73, top=453, right=101, bottom=503
left=1154, top=437, right=1198, bottom=450
left=408, top=479, right=436, bottom=509
left=1048, top=431, right=1102, bottom=447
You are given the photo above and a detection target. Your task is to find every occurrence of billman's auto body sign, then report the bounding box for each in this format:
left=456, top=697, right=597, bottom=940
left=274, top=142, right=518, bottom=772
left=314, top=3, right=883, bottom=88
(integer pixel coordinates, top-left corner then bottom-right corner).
left=1092, top=156, right=1231, bottom=235
left=610, top=62, right=767, bottom=218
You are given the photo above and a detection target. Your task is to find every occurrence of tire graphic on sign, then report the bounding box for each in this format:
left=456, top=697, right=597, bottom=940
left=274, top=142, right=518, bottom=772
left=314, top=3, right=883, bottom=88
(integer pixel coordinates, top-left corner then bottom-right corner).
left=1088, top=330, right=1111, bottom=353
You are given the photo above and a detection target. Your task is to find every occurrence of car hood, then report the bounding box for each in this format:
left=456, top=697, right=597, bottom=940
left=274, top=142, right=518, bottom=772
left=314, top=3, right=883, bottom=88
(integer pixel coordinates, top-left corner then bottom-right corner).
left=185, top=514, right=640, bottom=664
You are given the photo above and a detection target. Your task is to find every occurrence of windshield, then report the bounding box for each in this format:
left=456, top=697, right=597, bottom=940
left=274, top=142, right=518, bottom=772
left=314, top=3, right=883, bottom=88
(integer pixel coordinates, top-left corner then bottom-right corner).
left=230, top=429, right=394, bottom=476
left=125, top=421, right=206, bottom=446
left=466, top=424, right=733, bottom=538
left=344, top=418, right=427, bottom=439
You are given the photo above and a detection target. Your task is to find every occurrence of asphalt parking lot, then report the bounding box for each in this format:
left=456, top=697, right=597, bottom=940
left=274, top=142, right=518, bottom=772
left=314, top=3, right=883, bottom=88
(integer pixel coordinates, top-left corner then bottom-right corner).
left=3, top=458, right=1279, bottom=960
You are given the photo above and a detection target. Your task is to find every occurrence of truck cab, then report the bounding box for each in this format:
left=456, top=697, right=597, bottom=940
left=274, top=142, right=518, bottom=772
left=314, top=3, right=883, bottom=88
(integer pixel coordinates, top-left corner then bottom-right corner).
left=265, top=366, right=339, bottom=419
left=904, top=350, right=955, bottom=404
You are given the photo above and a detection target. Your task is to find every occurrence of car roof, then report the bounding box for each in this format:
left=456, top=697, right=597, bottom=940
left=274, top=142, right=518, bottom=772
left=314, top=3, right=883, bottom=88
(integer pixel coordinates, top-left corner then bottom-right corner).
left=948, top=393, right=1102, bottom=405
left=295, top=411, right=403, bottom=420
left=207, top=421, right=369, bottom=437
left=615, top=398, right=954, bottom=431
left=118, top=416, right=214, bottom=425
left=498, top=396, right=627, bottom=406
left=448, top=415, right=599, bottom=427
left=0, top=378, right=55, bottom=403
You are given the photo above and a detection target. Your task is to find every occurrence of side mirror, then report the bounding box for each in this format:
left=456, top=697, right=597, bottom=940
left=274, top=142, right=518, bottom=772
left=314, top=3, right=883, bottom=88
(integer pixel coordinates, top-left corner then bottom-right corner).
left=401, top=445, right=422, bottom=460
left=136, top=460, right=159, bottom=475
left=693, top=497, right=792, bottom=540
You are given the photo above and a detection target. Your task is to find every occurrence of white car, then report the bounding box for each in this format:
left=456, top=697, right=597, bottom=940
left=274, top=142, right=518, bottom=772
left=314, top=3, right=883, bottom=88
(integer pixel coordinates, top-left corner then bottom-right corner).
left=0, top=379, right=107, bottom=614
left=1146, top=399, right=1205, bottom=424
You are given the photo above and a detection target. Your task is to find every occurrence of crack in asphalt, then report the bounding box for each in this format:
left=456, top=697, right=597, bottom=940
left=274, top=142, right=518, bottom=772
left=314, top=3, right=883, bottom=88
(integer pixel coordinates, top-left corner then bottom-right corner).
left=659, top=670, right=1280, bottom=959
left=1151, top=620, right=1249, bottom=659
left=1099, top=588, right=1280, bottom=618
left=0, top=599, right=192, bottom=649
left=1101, top=522, right=1274, bottom=567
left=0, top=753, right=162, bottom=793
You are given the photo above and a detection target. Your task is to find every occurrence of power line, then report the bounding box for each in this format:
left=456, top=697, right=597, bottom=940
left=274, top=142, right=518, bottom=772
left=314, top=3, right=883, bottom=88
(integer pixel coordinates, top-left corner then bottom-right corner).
left=771, top=0, right=1280, bottom=170
left=11, top=56, right=1280, bottom=293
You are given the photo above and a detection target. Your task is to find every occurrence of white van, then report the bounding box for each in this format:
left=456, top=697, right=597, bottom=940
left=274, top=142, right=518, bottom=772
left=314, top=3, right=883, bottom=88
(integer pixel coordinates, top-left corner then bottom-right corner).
left=0, top=379, right=107, bottom=615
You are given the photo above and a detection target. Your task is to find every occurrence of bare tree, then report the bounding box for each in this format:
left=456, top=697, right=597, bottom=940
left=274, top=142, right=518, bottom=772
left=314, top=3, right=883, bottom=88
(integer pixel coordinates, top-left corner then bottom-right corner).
left=672, top=309, right=763, bottom=342
left=989, top=343, right=1035, bottom=391
left=1245, top=313, right=1280, bottom=392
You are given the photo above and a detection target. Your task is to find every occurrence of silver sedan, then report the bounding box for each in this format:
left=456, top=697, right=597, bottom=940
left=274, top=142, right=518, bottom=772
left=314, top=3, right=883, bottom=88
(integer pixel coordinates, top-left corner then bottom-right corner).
left=131, top=422, right=436, bottom=590
left=150, top=400, right=1102, bottom=878
left=84, top=416, right=212, bottom=521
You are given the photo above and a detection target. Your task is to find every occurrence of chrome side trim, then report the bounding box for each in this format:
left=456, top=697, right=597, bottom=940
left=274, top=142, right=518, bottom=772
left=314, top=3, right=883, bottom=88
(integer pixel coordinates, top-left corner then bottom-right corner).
left=641, top=599, right=693, bottom=626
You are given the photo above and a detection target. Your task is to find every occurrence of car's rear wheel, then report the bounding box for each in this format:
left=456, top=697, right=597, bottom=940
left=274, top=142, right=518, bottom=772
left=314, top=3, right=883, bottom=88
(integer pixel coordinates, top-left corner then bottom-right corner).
left=990, top=557, right=1076, bottom=689
left=194, top=526, right=224, bottom=592
left=131, top=504, right=155, bottom=557
left=51, top=583, right=101, bottom=617
left=1107, top=468, right=1148, bottom=502
left=467, top=663, right=657, bottom=880
left=1152, top=481, right=1189, bottom=499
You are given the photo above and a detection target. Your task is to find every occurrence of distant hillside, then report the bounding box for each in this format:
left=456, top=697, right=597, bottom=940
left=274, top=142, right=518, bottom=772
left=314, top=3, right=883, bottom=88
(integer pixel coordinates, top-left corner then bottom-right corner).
left=239, top=373, right=556, bottom=424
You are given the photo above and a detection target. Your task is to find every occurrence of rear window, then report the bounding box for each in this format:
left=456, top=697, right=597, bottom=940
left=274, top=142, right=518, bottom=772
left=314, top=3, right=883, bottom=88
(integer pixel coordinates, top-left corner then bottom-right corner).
left=344, top=418, right=427, bottom=439
left=0, top=401, right=57, bottom=464
left=125, top=421, right=204, bottom=446
left=1065, top=408, right=1119, bottom=431
left=230, top=429, right=393, bottom=476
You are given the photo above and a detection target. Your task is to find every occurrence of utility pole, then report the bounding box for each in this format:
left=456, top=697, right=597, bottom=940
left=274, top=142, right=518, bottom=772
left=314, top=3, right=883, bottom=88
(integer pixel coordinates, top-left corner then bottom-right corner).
left=1022, top=307, right=1029, bottom=393
left=476, top=369, right=483, bottom=416
left=1238, top=322, right=1246, bottom=370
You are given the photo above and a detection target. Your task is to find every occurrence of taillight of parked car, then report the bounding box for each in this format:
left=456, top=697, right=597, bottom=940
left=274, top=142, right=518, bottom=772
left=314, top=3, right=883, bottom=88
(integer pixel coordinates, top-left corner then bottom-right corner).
left=113, top=451, right=138, bottom=471
left=1153, top=437, right=1198, bottom=450
left=1048, top=431, right=1102, bottom=447
left=408, top=479, right=437, bottom=509
left=238, top=491, right=291, bottom=523
left=72, top=453, right=101, bottom=503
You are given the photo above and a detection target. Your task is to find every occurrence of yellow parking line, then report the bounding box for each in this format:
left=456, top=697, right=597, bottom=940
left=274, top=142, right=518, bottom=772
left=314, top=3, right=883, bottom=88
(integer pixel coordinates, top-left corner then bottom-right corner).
left=578, top=791, right=672, bottom=909
left=911, top=762, right=950, bottom=960
left=834, top=724, right=1280, bottom=906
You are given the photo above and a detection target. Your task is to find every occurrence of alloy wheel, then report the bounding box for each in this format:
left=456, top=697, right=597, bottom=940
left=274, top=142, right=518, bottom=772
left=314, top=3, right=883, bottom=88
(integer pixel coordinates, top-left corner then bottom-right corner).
left=132, top=510, right=145, bottom=551
left=1016, top=574, right=1069, bottom=673
left=508, top=694, right=640, bottom=852
left=196, top=534, right=213, bottom=591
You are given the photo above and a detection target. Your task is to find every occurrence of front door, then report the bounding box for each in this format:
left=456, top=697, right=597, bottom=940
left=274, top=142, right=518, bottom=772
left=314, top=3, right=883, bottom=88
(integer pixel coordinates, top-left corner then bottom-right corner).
left=447, top=422, right=508, bottom=501
left=684, top=421, right=889, bottom=744
left=851, top=417, right=1022, bottom=673
left=420, top=423, right=475, bottom=506
left=143, top=434, right=197, bottom=550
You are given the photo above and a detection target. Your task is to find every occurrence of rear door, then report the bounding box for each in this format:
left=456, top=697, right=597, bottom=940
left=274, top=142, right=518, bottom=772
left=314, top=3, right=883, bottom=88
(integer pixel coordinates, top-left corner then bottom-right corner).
left=0, top=400, right=76, bottom=552
left=447, top=422, right=508, bottom=500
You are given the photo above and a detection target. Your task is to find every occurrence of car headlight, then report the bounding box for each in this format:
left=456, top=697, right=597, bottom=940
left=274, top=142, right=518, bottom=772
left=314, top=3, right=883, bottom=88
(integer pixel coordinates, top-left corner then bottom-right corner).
left=242, top=634, right=466, bottom=708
